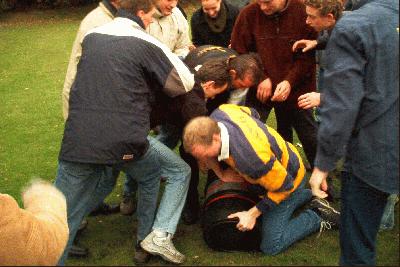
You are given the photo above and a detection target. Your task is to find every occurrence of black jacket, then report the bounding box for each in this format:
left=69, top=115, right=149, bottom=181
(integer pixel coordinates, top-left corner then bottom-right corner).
left=191, top=0, right=239, bottom=47
left=59, top=14, right=194, bottom=165
left=151, top=45, right=239, bottom=131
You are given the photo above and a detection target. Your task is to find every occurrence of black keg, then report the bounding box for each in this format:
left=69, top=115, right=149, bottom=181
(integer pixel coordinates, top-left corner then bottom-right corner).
left=202, top=179, right=262, bottom=252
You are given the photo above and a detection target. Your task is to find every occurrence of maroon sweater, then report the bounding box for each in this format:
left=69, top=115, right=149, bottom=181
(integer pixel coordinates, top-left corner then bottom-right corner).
left=231, top=0, right=317, bottom=108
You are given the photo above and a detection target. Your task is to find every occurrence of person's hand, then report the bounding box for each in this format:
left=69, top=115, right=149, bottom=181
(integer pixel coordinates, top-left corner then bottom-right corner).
left=256, top=78, right=272, bottom=103
left=292, top=39, right=318, bottom=53
left=309, top=167, right=329, bottom=198
left=220, top=168, right=245, bottom=183
left=271, top=80, right=291, bottom=102
left=298, top=92, right=321, bottom=109
left=227, top=206, right=261, bottom=232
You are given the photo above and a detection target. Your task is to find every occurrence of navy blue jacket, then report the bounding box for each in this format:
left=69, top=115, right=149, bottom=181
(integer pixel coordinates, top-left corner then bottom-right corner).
left=315, top=0, right=399, bottom=193
left=59, top=14, right=194, bottom=164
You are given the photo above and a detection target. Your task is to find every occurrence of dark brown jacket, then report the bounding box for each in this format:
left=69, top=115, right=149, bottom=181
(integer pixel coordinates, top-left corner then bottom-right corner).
left=231, top=0, right=317, bottom=108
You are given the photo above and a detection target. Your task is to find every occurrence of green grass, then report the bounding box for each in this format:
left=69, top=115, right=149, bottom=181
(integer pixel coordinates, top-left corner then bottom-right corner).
left=0, top=6, right=399, bottom=266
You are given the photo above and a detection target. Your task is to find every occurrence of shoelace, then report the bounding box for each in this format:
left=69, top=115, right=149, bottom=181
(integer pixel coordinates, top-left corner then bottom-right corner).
left=156, top=235, right=181, bottom=256
left=319, top=206, right=340, bottom=215
left=317, top=221, right=332, bottom=238
left=316, top=199, right=340, bottom=215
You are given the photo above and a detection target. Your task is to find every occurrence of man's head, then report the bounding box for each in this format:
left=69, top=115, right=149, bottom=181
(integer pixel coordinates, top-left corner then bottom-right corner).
left=201, top=0, right=223, bottom=18
left=156, top=0, right=178, bottom=16
left=196, top=58, right=231, bottom=99
left=228, top=53, right=264, bottom=89
left=183, top=116, right=222, bottom=160
left=257, top=0, right=287, bottom=16
left=304, top=0, right=343, bottom=32
left=116, top=0, right=157, bottom=28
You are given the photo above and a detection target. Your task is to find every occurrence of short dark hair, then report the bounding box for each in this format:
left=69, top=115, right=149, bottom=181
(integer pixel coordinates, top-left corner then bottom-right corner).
left=120, top=0, right=155, bottom=14
left=228, top=53, right=264, bottom=85
left=195, top=58, right=231, bottom=87
left=304, top=0, right=343, bottom=20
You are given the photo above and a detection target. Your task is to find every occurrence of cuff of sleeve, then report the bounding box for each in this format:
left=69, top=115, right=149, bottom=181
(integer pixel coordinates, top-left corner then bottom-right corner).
left=255, top=199, right=272, bottom=213
left=314, top=147, right=339, bottom=172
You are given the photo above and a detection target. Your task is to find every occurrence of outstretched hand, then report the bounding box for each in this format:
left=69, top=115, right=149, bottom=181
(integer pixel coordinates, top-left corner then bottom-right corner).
left=298, top=92, right=321, bottom=109
left=271, top=80, right=291, bottom=102
left=292, top=39, right=318, bottom=53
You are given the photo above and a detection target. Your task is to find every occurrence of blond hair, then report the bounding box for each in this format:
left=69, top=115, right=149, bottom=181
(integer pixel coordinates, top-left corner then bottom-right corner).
left=182, top=116, right=220, bottom=152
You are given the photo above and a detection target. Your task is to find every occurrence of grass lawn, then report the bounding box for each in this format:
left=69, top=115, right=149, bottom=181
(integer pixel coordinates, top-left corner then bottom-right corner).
left=0, top=4, right=398, bottom=266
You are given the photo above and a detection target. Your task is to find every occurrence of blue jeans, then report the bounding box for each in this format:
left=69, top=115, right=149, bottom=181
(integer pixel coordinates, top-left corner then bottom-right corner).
left=148, top=135, right=190, bottom=234
left=339, top=172, right=389, bottom=266
left=155, top=123, right=181, bottom=150
left=123, top=124, right=180, bottom=196
left=55, top=136, right=189, bottom=265
left=123, top=135, right=190, bottom=234
left=260, top=179, right=321, bottom=255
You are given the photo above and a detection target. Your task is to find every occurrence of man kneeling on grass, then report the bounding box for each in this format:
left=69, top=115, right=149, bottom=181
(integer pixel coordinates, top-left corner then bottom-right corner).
left=183, top=104, right=340, bottom=255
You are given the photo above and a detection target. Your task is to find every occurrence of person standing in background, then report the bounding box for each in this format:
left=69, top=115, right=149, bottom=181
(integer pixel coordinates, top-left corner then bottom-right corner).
left=230, top=0, right=319, bottom=171
left=146, top=0, right=193, bottom=59
left=191, top=0, right=239, bottom=47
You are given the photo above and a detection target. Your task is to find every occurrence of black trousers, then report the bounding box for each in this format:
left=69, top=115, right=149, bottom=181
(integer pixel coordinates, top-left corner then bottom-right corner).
left=245, top=89, right=318, bottom=167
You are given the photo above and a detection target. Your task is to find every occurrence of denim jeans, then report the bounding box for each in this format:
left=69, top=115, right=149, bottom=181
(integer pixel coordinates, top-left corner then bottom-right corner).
left=147, top=136, right=191, bottom=234
left=123, top=135, right=190, bottom=234
left=55, top=136, right=188, bottom=265
left=123, top=124, right=181, bottom=196
left=155, top=123, right=181, bottom=150
left=339, top=172, right=389, bottom=266
left=260, top=179, right=321, bottom=255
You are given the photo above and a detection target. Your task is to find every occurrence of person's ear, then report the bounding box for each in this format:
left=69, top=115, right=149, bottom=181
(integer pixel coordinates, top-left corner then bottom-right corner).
left=212, top=133, right=221, bottom=143
left=229, top=69, right=237, bottom=79
left=327, top=13, right=336, bottom=24
left=136, top=10, right=145, bottom=18
left=202, top=80, right=214, bottom=89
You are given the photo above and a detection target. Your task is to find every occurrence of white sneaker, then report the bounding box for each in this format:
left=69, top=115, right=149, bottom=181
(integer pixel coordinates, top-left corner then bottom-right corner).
left=140, top=231, right=185, bottom=264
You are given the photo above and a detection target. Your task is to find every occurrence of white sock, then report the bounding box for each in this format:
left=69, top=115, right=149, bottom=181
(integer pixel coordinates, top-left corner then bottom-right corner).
left=153, top=229, right=167, bottom=238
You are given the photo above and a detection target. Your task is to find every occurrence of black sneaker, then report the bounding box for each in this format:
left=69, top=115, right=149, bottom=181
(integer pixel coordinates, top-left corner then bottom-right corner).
left=68, top=244, right=89, bottom=258
left=89, top=202, right=120, bottom=216
left=309, top=197, right=340, bottom=229
left=120, top=194, right=137, bottom=216
left=134, top=243, right=151, bottom=264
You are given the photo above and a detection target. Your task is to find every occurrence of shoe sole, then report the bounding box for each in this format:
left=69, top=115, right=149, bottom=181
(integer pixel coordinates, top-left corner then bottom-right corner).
left=141, top=240, right=184, bottom=264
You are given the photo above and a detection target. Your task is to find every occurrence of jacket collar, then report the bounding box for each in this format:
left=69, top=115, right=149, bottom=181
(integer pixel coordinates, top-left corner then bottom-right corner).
left=115, top=9, right=146, bottom=29
left=153, top=8, right=165, bottom=19
left=102, top=0, right=118, bottom=16
left=348, top=0, right=370, bottom=10
left=264, top=0, right=291, bottom=19
left=199, top=0, right=236, bottom=20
